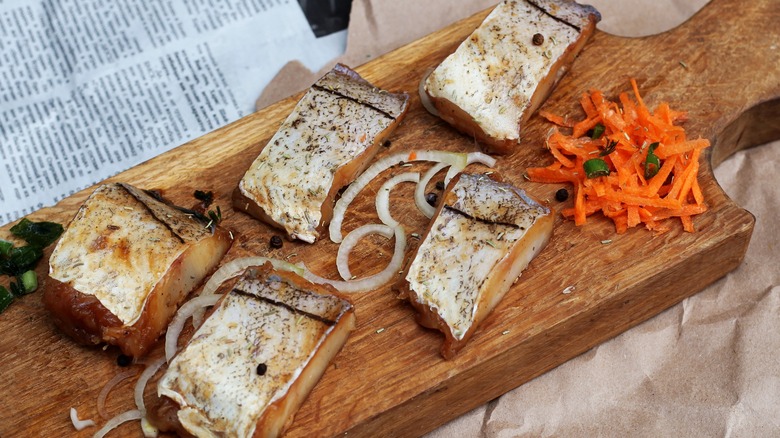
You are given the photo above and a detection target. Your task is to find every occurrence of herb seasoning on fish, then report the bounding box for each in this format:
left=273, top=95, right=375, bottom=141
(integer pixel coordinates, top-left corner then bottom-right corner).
left=234, top=64, right=410, bottom=243
left=397, top=173, right=553, bottom=359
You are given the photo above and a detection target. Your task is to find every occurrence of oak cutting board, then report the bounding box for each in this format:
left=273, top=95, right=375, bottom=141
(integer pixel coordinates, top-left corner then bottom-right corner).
left=1, top=0, right=778, bottom=436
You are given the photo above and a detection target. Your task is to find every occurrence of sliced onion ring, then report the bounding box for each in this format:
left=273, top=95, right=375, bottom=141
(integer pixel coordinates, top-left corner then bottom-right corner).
left=329, top=151, right=469, bottom=243
left=415, top=162, right=448, bottom=218
left=70, top=407, right=95, bottom=431
left=444, top=151, right=498, bottom=184
left=92, top=409, right=143, bottom=438
left=134, top=356, right=166, bottom=437
left=192, top=257, right=304, bottom=328
left=165, top=294, right=222, bottom=363
left=97, top=368, right=139, bottom=419
left=336, top=224, right=394, bottom=280
left=307, top=226, right=406, bottom=293
left=418, top=69, right=440, bottom=117
left=376, top=172, right=419, bottom=228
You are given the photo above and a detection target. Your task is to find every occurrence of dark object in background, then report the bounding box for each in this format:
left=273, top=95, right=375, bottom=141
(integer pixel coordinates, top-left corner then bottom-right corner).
left=297, top=0, right=353, bottom=37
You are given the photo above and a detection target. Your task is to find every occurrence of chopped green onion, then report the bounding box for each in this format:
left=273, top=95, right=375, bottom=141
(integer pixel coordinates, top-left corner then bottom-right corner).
left=19, top=270, right=38, bottom=294
left=0, top=240, right=12, bottom=257
left=584, top=158, right=610, bottom=178
left=0, top=246, right=43, bottom=277
left=590, top=123, right=605, bottom=139
left=0, top=286, right=13, bottom=313
left=645, top=142, right=661, bottom=179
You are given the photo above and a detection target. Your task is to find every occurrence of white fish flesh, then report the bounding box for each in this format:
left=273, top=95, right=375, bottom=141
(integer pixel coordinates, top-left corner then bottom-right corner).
left=154, top=263, right=355, bottom=438
left=423, top=0, right=600, bottom=154
left=43, top=183, right=232, bottom=357
left=235, top=64, right=409, bottom=243
left=397, top=173, right=553, bottom=358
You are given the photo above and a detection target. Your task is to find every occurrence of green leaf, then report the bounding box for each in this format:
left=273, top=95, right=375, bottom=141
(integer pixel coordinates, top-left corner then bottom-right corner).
left=10, top=218, right=64, bottom=248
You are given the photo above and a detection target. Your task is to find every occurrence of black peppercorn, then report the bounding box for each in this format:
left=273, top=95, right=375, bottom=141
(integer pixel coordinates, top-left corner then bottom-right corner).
left=555, top=188, right=569, bottom=202
left=383, top=140, right=392, bottom=148
left=435, top=181, right=445, bottom=191
left=117, top=354, right=132, bottom=367
left=425, top=192, right=438, bottom=206
left=532, top=33, right=544, bottom=45
left=256, top=363, right=267, bottom=376
left=269, top=235, right=283, bottom=249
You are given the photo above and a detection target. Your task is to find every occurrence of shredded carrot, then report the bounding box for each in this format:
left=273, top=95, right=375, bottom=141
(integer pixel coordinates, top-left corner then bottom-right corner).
left=408, top=150, right=417, bottom=161
left=539, top=110, right=572, bottom=127
left=527, top=80, right=709, bottom=234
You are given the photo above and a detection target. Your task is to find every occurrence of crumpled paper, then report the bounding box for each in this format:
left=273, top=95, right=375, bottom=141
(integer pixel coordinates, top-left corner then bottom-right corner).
left=258, top=1, right=780, bottom=435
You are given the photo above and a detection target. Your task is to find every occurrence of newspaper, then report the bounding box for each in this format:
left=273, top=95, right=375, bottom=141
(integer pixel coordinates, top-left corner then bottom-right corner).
left=0, top=0, right=347, bottom=225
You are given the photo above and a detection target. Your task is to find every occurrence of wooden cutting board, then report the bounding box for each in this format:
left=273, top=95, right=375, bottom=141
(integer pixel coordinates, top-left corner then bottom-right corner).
left=1, top=0, right=778, bottom=436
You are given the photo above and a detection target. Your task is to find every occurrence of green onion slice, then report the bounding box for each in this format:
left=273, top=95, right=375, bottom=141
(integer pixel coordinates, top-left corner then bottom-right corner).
left=0, top=240, right=12, bottom=258
left=590, top=123, right=605, bottom=139
left=19, top=270, right=38, bottom=294
left=584, top=158, right=610, bottom=178
left=645, top=142, right=661, bottom=179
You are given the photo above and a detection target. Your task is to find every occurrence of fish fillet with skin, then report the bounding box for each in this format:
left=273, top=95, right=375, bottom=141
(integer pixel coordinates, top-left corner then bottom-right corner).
left=397, top=173, right=553, bottom=359
left=423, top=0, right=601, bottom=154
left=152, top=263, right=355, bottom=438
left=42, top=183, right=232, bottom=358
left=234, top=64, right=410, bottom=243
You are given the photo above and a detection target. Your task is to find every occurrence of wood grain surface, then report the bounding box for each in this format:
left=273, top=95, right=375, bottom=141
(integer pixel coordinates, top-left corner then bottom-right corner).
left=1, top=0, right=778, bottom=436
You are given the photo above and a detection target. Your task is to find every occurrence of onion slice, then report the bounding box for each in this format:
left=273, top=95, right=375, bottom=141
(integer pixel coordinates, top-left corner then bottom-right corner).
left=415, top=162, right=448, bottom=218
left=336, top=224, right=394, bottom=280
left=418, top=69, right=440, bottom=117
left=92, top=409, right=143, bottom=438
left=329, top=150, right=469, bottom=243
left=444, top=151, right=498, bottom=184
left=165, top=294, right=222, bottom=363
left=70, top=407, right=95, bottom=431
left=97, top=368, right=139, bottom=419
left=306, top=225, right=406, bottom=293
left=376, top=172, right=419, bottom=228
left=134, top=356, right=165, bottom=438
left=192, top=257, right=304, bottom=328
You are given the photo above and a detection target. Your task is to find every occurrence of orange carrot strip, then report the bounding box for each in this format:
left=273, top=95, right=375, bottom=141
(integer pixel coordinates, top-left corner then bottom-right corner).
left=630, top=78, right=646, bottom=110
left=572, top=116, right=602, bottom=138
left=654, top=138, right=711, bottom=159
left=526, top=167, right=579, bottom=184
left=540, top=110, right=572, bottom=127
left=643, top=155, right=677, bottom=196
left=649, top=204, right=708, bottom=221
left=676, top=148, right=701, bottom=204
left=547, top=134, right=576, bottom=168
left=627, top=205, right=641, bottom=228
left=681, top=215, right=694, bottom=232
left=581, top=93, right=598, bottom=118
left=531, top=79, right=707, bottom=234
left=574, top=181, right=586, bottom=226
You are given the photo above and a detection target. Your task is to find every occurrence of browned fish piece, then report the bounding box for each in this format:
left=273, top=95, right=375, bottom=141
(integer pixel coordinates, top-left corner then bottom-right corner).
left=151, top=263, right=355, bottom=438
left=397, top=173, right=553, bottom=359
left=234, top=64, right=409, bottom=243
left=423, top=0, right=601, bottom=154
left=42, top=183, right=232, bottom=358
